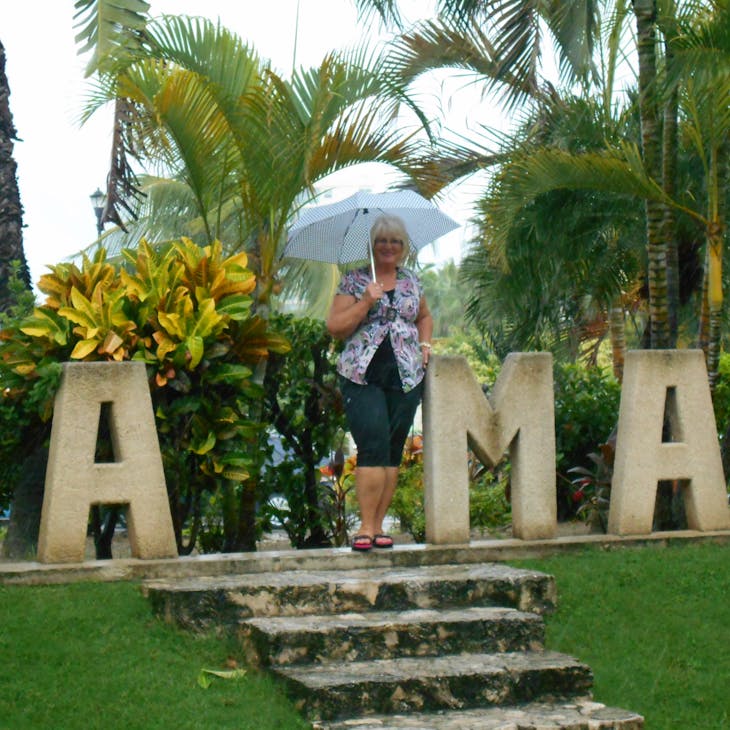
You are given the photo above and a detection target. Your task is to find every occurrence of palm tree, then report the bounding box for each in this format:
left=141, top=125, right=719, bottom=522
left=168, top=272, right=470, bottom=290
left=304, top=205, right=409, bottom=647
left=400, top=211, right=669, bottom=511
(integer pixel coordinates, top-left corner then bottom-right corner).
left=670, top=0, right=730, bottom=385
left=353, top=0, right=600, bottom=102
left=0, top=39, right=32, bottom=313
left=358, top=1, right=727, bottom=361
left=77, top=10, right=426, bottom=306
left=631, top=0, right=674, bottom=348
left=347, top=1, right=604, bottom=204
left=460, top=95, right=646, bottom=365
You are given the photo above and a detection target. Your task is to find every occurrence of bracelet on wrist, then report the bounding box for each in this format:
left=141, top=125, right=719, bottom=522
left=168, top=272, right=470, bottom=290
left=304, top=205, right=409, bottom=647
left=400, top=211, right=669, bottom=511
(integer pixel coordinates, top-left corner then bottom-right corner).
left=419, top=342, right=432, bottom=349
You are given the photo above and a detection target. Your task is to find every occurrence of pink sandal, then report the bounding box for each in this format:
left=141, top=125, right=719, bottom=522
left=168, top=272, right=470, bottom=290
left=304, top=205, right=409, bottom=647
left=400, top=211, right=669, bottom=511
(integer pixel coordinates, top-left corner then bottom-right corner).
left=373, top=534, right=394, bottom=549
left=351, top=535, right=373, bottom=552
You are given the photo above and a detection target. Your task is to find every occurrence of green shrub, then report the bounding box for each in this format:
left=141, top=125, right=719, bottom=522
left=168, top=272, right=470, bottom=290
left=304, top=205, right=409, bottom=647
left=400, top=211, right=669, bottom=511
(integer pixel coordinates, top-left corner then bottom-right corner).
left=469, top=471, right=512, bottom=535
left=553, top=361, right=620, bottom=519
left=389, top=437, right=512, bottom=542
left=433, top=329, right=501, bottom=385
left=257, top=314, right=348, bottom=548
left=390, top=460, right=426, bottom=542
left=0, top=263, right=46, bottom=512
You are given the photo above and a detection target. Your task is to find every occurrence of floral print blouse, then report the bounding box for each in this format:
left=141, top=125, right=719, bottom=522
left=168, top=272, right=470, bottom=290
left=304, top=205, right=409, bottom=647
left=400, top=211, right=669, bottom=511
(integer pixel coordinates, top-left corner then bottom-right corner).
left=336, top=266, right=425, bottom=392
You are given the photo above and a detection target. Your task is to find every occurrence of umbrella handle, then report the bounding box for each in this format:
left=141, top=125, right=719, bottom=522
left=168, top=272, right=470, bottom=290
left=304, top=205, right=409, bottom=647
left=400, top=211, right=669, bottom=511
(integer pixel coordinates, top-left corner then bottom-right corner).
left=369, top=244, right=377, bottom=282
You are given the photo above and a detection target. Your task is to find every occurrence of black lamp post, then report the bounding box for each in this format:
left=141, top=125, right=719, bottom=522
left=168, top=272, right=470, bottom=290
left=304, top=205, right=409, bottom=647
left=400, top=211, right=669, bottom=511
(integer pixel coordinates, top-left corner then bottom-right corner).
left=90, top=187, right=105, bottom=237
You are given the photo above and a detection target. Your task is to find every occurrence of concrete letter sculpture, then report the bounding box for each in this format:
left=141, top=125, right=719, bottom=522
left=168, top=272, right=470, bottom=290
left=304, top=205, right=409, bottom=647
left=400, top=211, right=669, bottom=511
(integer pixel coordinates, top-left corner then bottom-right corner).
left=423, top=353, right=556, bottom=543
left=608, top=350, right=730, bottom=535
left=37, top=362, right=178, bottom=563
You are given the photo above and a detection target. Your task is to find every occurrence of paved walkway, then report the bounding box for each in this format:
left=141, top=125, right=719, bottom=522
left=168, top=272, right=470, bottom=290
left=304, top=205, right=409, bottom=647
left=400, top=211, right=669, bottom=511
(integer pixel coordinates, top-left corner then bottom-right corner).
left=2, top=529, right=729, bottom=586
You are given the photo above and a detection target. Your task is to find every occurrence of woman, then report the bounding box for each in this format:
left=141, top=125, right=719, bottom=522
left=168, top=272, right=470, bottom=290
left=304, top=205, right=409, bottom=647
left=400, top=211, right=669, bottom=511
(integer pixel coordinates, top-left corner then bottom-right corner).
left=326, top=214, right=433, bottom=551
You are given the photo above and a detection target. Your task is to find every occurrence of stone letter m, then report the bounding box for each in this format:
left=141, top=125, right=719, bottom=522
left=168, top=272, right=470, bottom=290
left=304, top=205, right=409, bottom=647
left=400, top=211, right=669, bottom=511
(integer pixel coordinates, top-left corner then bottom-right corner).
left=423, top=353, right=556, bottom=544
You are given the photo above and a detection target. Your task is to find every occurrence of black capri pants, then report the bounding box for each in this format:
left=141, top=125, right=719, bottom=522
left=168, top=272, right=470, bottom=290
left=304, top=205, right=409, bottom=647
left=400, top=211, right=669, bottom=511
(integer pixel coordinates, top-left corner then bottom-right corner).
left=340, top=376, right=423, bottom=467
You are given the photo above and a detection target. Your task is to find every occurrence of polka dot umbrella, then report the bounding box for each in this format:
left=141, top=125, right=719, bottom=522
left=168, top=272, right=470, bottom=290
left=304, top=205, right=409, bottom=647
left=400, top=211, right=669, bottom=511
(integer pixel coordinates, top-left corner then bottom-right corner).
left=282, top=189, right=461, bottom=280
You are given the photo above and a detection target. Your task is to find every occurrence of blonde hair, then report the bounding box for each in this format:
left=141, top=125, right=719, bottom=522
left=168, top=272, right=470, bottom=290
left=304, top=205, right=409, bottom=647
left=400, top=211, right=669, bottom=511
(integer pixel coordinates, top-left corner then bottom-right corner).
left=369, top=214, right=411, bottom=264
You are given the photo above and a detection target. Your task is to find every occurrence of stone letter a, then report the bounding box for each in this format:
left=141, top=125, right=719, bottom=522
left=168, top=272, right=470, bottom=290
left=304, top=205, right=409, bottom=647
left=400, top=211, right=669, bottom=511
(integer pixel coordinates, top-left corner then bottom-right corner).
left=423, top=353, right=556, bottom=543
left=37, top=362, right=178, bottom=563
left=608, top=350, right=730, bottom=535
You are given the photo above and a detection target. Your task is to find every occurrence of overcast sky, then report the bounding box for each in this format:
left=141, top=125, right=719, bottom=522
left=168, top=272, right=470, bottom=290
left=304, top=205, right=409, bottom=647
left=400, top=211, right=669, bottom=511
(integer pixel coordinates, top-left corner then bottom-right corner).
left=2, top=1, right=500, bottom=285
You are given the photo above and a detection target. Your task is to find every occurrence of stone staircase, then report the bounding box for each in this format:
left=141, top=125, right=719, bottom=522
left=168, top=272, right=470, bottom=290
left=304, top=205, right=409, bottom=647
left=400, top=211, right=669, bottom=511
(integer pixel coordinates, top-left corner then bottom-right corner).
left=143, top=559, right=644, bottom=729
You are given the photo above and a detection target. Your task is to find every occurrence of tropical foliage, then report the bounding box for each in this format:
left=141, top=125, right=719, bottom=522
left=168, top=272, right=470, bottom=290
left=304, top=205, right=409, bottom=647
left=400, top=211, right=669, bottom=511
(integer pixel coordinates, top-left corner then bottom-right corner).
left=0, top=238, right=288, bottom=554
left=257, top=313, right=348, bottom=548
left=353, top=0, right=729, bottom=387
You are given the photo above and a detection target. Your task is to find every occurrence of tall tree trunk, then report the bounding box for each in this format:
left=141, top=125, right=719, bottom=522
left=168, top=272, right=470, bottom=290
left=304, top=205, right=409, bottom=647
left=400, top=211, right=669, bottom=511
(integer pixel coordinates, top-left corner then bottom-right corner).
left=705, top=142, right=726, bottom=390
left=698, top=248, right=710, bottom=354
left=632, top=0, right=669, bottom=349
left=608, top=303, right=626, bottom=382
left=0, top=38, right=31, bottom=311
left=661, top=38, right=680, bottom=347
left=1, top=444, right=47, bottom=560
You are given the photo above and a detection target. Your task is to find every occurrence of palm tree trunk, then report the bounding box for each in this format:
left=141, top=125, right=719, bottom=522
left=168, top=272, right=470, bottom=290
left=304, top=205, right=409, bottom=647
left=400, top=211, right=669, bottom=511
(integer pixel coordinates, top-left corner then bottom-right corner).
left=707, top=295, right=721, bottom=391
left=662, top=38, right=680, bottom=347
left=698, top=247, right=710, bottom=355
left=0, top=39, right=31, bottom=311
left=608, top=303, right=626, bottom=382
left=632, top=0, right=669, bottom=349
left=705, top=141, right=726, bottom=390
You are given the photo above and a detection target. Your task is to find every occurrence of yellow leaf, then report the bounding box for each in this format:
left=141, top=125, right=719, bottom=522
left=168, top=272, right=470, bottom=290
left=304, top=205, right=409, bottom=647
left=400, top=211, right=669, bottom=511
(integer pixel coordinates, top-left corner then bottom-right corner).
left=14, top=364, right=37, bottom=376
left=70, top=338, right=101, bottom=359
left=158, top=312, right=183, bottom=338
left=222, top=468, right=249, bottom=482
left=192, top=431, right=216, bottom=455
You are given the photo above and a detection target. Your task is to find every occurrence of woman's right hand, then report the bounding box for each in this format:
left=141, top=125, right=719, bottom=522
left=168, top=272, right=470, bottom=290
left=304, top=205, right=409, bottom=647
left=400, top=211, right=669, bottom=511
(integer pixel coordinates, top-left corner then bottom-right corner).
left=363, top=280, right=384, bottom=305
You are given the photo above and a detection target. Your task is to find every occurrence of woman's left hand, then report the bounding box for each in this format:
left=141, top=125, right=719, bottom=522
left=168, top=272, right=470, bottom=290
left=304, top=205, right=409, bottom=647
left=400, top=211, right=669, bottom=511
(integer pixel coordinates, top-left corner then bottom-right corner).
left=420, top=342, right=431, bottom=367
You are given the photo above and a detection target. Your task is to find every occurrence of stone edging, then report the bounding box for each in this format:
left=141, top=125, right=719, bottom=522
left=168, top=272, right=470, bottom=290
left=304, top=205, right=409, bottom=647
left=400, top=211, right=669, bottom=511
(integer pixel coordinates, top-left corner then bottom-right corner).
left=2, top=529, right=729, bottom=586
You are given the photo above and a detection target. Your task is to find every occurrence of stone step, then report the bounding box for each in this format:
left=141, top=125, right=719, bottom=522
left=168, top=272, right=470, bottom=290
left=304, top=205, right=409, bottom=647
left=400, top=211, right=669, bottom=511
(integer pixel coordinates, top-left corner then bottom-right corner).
left=311, top=699, right=645, bottom=729
left=144, top=562, right=556, bottom=629
left=240, top=606, right=545, bottom=667
left=275, top=650, right=593, bottom=721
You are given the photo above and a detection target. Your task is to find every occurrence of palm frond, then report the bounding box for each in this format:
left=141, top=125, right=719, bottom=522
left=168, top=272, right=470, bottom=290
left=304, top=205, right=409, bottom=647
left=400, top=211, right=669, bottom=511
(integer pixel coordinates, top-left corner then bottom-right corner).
left=488, top=142, right=672, bottom=259
left=401, top=132, right=509, bottom=199
left=352, top=0, right=404, bottom=28
left=543, top=0, right=601, bottom=86
left=73, top=0, right=151, bottom=76
left=387, top=19, right=499, bottom=82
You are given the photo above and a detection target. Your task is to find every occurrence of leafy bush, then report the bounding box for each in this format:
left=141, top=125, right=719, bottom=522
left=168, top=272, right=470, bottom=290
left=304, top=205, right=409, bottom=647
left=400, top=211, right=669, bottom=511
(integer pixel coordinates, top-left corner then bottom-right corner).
left=0, top=240, right=288, bottom=555
left=0, top=264, right=48, bottom=512
left=257, top=314, right=348, bottom=548
left=389, top=448, right=426, bottom=542
left=567, top=442, right=615, bottom=531
left=553, top=362, right=620, bottom=519
left=389, top=436, right=511, bottom=542
left=433, top=328, right=501, bottom=385
left=469, top=470, right=512, bottom=535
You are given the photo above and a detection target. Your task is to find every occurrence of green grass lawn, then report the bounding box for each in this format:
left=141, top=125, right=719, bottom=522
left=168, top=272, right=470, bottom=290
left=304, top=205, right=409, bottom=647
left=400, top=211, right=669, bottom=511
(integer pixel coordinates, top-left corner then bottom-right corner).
left=0, top=581, right=309, bottom=730
left=0, top=541, right=728, bottom=729
left=515, top=541, right=730, bottom=729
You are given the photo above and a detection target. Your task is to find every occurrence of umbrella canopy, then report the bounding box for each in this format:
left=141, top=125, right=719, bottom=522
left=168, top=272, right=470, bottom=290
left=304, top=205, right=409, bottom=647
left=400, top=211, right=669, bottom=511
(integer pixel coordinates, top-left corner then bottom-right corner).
left=282, top=190, right=460, bottom=278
